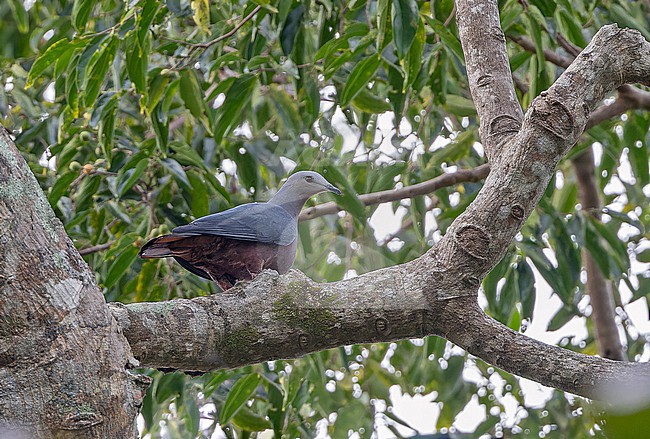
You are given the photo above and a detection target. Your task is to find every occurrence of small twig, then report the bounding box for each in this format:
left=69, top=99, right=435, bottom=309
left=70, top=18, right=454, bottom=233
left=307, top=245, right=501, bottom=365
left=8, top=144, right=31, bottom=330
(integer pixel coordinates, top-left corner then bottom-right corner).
left=188, top=5, right=262, bottom=50
left=443, top=3, right=457, bottom=27
left=78, top=241, right=114, bottom=256
left=509, top=35, right=572, bottom=68
left=171, top=5, right=262, bottom=69
left=512, top=74, right=529, bottom=95
left=556, top=32, right=582, bottom=58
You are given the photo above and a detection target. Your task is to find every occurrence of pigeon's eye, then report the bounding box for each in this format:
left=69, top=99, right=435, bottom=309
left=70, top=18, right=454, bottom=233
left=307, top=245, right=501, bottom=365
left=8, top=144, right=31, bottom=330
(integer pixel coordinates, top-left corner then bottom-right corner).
left=305, top=176, right=313, bottom=183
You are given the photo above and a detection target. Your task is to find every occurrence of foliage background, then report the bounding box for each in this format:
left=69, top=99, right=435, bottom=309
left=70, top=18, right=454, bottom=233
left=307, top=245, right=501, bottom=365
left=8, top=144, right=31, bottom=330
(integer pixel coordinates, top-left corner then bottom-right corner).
left=1, top=0, right=649, bottom=437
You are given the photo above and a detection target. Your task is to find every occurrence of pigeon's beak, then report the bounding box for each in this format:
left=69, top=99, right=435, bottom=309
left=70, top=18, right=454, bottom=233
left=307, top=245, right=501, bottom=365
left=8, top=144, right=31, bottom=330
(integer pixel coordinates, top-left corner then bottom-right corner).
left=326, top=184, right=342, bottom=195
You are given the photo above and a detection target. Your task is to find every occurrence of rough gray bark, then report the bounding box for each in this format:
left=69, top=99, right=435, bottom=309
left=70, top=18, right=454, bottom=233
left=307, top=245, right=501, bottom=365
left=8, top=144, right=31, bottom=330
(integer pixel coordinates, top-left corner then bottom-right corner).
left=0, top=128, right=150, bottom=438
left=456, top=0, right=523, bottom=158
left=110, top=22, right=650, bottom=402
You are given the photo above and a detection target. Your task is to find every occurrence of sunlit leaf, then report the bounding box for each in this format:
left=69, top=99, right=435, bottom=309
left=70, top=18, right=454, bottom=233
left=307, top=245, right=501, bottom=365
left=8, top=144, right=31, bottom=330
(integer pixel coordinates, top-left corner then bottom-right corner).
left=220, top=374, right=260, bottom=424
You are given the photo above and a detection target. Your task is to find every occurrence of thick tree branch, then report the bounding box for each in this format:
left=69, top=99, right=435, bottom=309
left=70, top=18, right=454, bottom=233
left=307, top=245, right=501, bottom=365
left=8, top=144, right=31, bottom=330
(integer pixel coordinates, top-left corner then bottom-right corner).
left=456, top=0, right=524, bottom=159
left=299, top=164, right=490, bottom=221
left=112, top=25, right=650, bottom=403
left=510, top=37, right=650, bottom=128
left=110, top=267, right=650, bottom=401
left=511, top=30, right=650, bottom=362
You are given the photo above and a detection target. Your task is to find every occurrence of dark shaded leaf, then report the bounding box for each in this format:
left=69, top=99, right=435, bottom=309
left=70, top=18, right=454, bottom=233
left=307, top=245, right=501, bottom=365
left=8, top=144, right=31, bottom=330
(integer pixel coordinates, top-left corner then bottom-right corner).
left=118, top=158, right=149, bottom=199
left=8, top=0, right=28, bottom=33
left=392, top=0, right=419, bottom=59
left=214, top=74, right=257, bottom=143
left=162, top=158, right=191, bottom=190
left=424, top=16, right=464, bottom=62
left=517, top=259, right=536, bottom=321
left=280, top=5, right=305, bottom=56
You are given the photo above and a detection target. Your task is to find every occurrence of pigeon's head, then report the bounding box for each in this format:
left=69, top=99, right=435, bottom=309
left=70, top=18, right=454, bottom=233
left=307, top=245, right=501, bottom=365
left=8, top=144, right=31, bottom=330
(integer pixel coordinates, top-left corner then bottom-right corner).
left=283, top=171, right=342, bottom=198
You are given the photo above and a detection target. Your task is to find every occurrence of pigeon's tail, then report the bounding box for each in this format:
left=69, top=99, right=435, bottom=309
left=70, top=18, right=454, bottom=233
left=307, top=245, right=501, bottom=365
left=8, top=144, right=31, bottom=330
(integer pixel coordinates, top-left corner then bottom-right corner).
left=139, top=234, right=188, bottom=259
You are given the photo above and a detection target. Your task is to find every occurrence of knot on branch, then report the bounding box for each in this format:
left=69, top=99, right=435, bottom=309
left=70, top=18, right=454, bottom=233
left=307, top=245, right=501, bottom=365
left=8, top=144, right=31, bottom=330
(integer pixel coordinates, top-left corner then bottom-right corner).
left=510, top=204, right=525, bottom=221
left=477, top=74, right=493, bottom=87
left=454, top=224, right=490, bottom=260
left=488, top=115, right=521, bottom=138
left=60, top=412, right=103, bottom=430
left=530, top=95, right=574, bottom=140
left=490, top=26, right=505, bottom=43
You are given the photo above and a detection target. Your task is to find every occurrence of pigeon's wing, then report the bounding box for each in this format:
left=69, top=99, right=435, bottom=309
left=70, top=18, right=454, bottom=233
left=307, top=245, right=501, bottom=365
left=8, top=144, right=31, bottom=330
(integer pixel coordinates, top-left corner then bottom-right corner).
left=171, top=203, right=297, bottom=246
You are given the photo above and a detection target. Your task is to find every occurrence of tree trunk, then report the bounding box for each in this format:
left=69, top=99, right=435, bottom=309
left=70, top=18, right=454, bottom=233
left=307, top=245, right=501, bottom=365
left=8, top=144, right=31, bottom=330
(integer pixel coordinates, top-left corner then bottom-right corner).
left=0, top=128, right=149, bottom=438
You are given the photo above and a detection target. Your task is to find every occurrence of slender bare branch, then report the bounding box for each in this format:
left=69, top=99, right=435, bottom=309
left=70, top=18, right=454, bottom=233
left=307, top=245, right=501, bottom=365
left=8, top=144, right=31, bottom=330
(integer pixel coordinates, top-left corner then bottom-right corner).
left=509, top=35, right=573, bottom=68
left=299, top=164, right=490, bottom=221
left=78, top=241, right=114, bottom=256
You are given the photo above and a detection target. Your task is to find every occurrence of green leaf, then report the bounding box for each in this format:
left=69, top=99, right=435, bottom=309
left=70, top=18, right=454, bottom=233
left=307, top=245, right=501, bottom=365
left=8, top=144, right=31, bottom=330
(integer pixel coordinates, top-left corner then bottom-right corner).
left=340, top=55, right=381, bottom=106
left=72, top=0, right=94, bottom=32
left=146, top=71, right=171, bottom=114
left=444, top=95, right=477, bottom=116
left=376, top=0, right=392, bottom=49
left=104, top=245, right=139, bottom=289
left=232, top=407, right=272, bottom=431
left=187, top=171, right=209, bottom=217
left=27, top=39, right=86, bottom=88
left=403, top=17, right=425, bottom=89
left=351, top=89, right=391, bottom=113
left=125, top=33, right=149, bottom=96
left=629, top=141, right=649, bottom=187
left=190, top=0, right=211, bottom=34
left=547, top=305, right=576, bottom=331
left=179, top=69, right=210, bottom=130
left=90, top=92, right=119, bottom=128
left=320, top=165, right=367, bottom=223
left=8, top=0, right=28, bottom=33
left=637, top=249, right=650, bottom=263
left=280, top=5, right=305, bottom=56
left=162, top=158, right=192, bottom=190
left=220, top=374, right=260, bottom=424
left=49, top=172, right=79, bottom=206
left=138, top=0, right=160, bottom=46
left=424, top=16, right=464, bottom=62
left=84, top=37, right=118, bottom=106
left=118, top=158, right=149, bottom=199
left=392, top=0, right=419, bottom=59
left=315, top=22, right=369, bottom=61
left=268, top=88, right=302, bottom=133
left=517, top=260, right=535, bottom=321
left=213, top=74, right=257, bottom=143
left=230, top=145, right=259, bottom=195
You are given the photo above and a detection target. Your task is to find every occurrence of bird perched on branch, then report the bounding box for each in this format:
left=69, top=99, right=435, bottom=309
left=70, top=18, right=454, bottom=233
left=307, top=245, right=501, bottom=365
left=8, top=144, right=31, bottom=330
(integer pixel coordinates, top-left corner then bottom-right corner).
left=139, top=171, right=341, bottom=290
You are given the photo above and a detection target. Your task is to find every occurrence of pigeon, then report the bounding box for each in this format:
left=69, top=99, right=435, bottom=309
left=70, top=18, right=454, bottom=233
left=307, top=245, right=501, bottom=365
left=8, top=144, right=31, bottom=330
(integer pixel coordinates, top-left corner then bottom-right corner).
left=139, top=171, right=341, bottom=290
